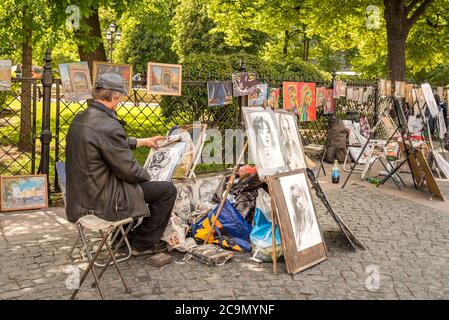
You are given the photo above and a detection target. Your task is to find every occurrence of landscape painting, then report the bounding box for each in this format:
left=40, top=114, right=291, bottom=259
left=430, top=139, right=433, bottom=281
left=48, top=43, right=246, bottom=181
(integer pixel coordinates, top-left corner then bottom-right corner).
left=59, top=62, right=93, bottom=101
left=92, top=61, right=132, bottom=95
left=148, top=62, right=182, bottom=96
left=0, top=175, right=48, bottom=212
left=207, top=81, right=233, bottom=106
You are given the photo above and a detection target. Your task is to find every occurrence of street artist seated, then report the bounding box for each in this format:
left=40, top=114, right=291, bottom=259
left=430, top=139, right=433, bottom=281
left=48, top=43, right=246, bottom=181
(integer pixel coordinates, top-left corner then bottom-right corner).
left=65, top=73, right=177, bottom=256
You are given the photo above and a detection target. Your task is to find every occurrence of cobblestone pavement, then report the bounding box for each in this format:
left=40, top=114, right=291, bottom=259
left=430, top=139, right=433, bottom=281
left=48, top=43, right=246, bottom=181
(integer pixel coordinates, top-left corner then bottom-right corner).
left=1, top=178, right=449, bottom=300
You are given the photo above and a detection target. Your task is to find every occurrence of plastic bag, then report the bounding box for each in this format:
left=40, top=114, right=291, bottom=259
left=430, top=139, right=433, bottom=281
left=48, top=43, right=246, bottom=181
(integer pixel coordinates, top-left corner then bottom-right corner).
left=250, top=189, right=282, bottom=261
left=161, top=215, right=189, bottom=252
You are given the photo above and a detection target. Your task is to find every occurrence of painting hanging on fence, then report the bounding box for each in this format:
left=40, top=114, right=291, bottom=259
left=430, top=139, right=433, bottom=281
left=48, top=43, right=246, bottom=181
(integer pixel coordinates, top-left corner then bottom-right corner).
left=232, top=72, right=257, bottom=97
left=92, top=61, right=132, bottom=95
left=0, top=60, right=11, bottom=91
left=268, top=87, right=280, bottom=109
left=0, top=175, right=48, bottom=212
left=316, top=87, right=326, bottom=107
left=248, top=83, right=268, bottom=107
left=324, top=89, right=334, bottom=114
left=346, top=87, right=354, bottom=101
left=297, top=82, right=316, bottom=122
left=421, top=83, right=440, bottom=117
left=275, top=110, right=306, bottom=170
left=147, top=62, right=182, bottom=96
left=59, top=62, right=93, bottom=101
left=268, top=169, right=326, bottom=274
left=283, top=82, right=300, bottom=112
left=336, top=80, right=347, bottom=98
left=207, top=81, right=233, bottom=106
left=243, top=107, right=288, bottom=178
left=143, top=142, right=186, bottom=181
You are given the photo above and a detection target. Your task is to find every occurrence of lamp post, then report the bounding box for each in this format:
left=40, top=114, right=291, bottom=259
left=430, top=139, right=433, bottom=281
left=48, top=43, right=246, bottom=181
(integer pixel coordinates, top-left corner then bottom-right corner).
left=105, top=23, right=121, bottom=63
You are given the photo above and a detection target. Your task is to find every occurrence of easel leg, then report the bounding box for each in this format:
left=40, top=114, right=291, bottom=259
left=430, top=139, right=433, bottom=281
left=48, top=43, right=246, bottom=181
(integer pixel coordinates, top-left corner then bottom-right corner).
left=271, top=205, right=277, bottom=275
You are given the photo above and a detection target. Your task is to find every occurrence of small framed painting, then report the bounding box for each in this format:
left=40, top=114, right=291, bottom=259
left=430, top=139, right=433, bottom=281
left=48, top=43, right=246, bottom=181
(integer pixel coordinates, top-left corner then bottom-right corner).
left=232, top=72, right=257, bottom=97
left=0, top=60, right=12, bottom=91
left=248, top=83, right=268, bottom=107
left=147, top=62, right=182, bottom=96
left=0, top=175, right=48, bottom=212
left=268, top=169, right=327, bottom=275
left=267, top=88, right=280, bottom=109
left=59, top=61, right=93, bottom=101
left=207, top=81, right=233, bottom=106
left=92, top=61, right=132, bottom=95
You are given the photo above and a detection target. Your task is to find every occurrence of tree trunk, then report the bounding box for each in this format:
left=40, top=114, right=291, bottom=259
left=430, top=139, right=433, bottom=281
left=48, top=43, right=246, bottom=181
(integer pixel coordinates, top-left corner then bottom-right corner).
left=282, top=30, right=289, bottom=59
left=303, top=37, right=310, bottom=61
left=18, top=6, right=32, bottom=152
left=76, top=8, right=107, bottom=72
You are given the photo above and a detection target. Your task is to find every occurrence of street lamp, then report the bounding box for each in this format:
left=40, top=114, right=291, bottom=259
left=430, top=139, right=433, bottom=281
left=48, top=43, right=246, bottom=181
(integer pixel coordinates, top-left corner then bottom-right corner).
left=105, top=23, right=121, bottom=63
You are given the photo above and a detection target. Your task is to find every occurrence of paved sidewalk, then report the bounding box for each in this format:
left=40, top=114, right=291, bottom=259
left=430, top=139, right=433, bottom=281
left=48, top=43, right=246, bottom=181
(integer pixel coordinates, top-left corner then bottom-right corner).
left=1, top=172, right=449, bottom=300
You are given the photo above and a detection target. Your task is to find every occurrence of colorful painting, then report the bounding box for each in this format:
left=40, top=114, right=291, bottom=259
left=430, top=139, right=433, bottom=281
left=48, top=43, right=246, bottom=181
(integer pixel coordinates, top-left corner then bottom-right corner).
left=267, top=88, right=280, bottom=109
left=248, top=83, right=268, bottom=107
left=283, top=82, right=300, bottom=112
left=232, top=72, right=257, bottom=97
left=207, top=81, right=233, bottom=106
left=92, top=61, right=132, bottom=95
left=324, top=89, right=334, bottom=114
left=59, top=62, right=92, bottom=101
left=147, top=62, right=182, bottom=96
left=297, top=82, right=316, bottom=122
left=316, top=87, right=326, bottom=107
left=0, top=60, right=12, bottom=91
left=0, top=175, right=48, bottom=212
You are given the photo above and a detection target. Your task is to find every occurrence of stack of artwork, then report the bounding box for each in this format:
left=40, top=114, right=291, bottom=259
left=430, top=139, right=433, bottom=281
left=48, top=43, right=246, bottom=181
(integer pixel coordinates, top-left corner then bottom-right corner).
left=242, top=107, right=326, bottom=274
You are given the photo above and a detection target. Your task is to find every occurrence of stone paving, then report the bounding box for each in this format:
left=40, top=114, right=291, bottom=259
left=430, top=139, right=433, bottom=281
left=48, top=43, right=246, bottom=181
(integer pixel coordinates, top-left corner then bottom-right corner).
left=1, top=178, right=449, bottom=300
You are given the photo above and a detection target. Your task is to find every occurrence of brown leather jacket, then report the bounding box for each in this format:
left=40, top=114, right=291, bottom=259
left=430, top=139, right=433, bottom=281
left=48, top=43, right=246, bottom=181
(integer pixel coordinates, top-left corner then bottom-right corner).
left=65, top=100, right=151, bottom=223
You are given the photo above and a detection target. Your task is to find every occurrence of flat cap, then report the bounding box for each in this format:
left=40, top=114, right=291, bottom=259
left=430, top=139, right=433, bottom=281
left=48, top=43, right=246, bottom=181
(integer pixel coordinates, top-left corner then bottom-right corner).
left=95, top=73, right=127, bottom=95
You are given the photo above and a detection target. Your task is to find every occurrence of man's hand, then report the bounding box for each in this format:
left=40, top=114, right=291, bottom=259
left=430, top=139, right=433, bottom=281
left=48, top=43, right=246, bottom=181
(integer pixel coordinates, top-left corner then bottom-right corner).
left=136, top=136, right=165, bottom=149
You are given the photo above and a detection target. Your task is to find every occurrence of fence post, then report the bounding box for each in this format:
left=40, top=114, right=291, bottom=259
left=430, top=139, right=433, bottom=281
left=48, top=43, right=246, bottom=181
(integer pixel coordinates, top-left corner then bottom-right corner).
left=37, top=49, right=53, bottom=200
left=373, top=77, right=379, bottom=136
left=237, top=59, right=247, bottom=127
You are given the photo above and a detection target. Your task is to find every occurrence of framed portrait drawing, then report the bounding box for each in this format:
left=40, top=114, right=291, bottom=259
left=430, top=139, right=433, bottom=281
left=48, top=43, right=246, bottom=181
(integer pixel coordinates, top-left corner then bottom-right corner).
left=421, top=83, right=439, bottom=117
left=248, top=83, right=268, bottom=107
left=207, top=81, right=233, bottom=106
left=194, top=174, right=224, bottom=205
left=92, top=61, right=132, bottom=95
left=171, top=179, right=197, bottom=224
left=59, top=61, right=93, bottom=101
left=232, top=72, right=257, bottom=97
left=0, top=175, right=48, bottom=212
left=268, top=169, right=327, bottom=274
left=267, top=88, right=280, bottom=109
left=147, top=62, right=182, bottom=96
left=242, top=107, right=288, bottom=178
left=274, top=110, right=306, bottom=170
left=0, top=60, right=12, bottom=91
left=143, top=142, right=186, bottom=181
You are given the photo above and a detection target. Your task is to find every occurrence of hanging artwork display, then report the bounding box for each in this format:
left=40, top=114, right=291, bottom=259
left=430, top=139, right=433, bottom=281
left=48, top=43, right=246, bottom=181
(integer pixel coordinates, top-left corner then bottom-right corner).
left=92, top=61, right=132, bottom=95
left=207, top=81, right=233, bottom=106
left=385, top=80, right=392, bottom=96
left=297, top=82, right=316, bottom=122
left=283, top=82, right=300, bottom=112
left=59, top=61, right=93, bottom=101
left=268, top=169, right=327, bottom=275
left=242, top=107, right=288, bottom=178
left=267, top=88, right=280, bottom=109
left=346, top=87, right=354, bottom=101
left=0, top=60, right=12, bottom=91
left=394, top=81, right=406, bottom=98
left=0, top=175, right=48, bottom=212
left=336, top=80, right=347, bottom=98
left=379, top=79, right=386, bottom=96
left=357, top=87, right=365, bottom=105
left=274, top=110, right=306, bottom=170
left=406, top=84, right=414, bottom=106
left=324, top=89, right=334, bottom=114
left=147, top=62, right=182, bottom=96
left=232, top=72, right=257, bottom=97
left=143, top=142, right=186, bottom=181
left=248, top=83, right=268, bottom=107
left=316, top=87, right=326, bottom=107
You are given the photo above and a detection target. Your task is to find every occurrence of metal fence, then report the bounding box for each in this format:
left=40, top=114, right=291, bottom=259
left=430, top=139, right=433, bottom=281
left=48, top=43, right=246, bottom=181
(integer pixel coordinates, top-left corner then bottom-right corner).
left=0, top=50, right=383, bottom=198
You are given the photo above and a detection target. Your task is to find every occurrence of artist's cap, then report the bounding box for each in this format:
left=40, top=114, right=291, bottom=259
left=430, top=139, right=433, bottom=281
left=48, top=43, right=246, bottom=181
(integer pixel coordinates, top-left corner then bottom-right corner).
left=95, top=73, right=127, bottom=95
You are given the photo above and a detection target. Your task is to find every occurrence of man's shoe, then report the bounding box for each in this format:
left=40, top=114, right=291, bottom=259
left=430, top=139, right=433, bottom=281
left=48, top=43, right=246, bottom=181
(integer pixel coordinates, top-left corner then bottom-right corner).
left=131, top=242, right=168, bottom=257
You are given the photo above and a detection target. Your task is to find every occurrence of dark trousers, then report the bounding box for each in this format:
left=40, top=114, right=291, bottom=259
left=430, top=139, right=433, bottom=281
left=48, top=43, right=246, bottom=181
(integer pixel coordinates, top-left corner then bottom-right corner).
left=128, top=181, right=177, bottom=250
